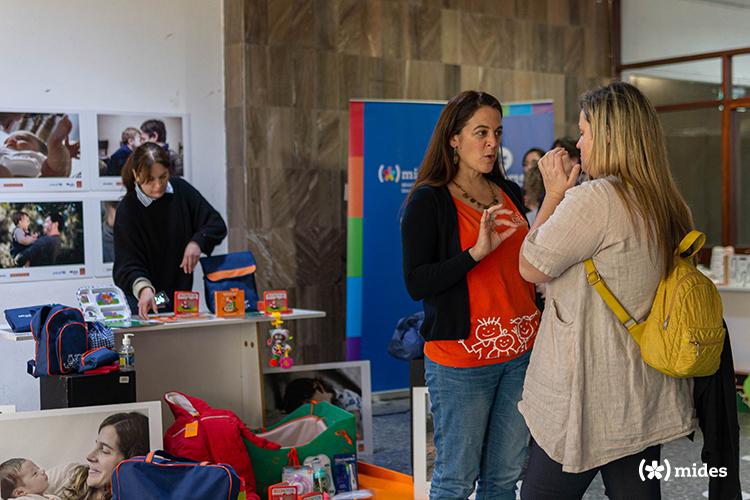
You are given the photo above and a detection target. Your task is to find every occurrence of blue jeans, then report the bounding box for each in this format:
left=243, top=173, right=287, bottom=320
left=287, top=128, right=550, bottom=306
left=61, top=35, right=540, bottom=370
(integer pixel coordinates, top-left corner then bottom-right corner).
left=425, top=350, right=531, bottom=500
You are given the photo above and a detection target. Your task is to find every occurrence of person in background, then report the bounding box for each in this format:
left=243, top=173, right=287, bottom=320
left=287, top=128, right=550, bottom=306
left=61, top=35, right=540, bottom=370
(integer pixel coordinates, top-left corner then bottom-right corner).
left=522, top=166, right=544, bottom=226
left=101, top=202, right=118, bottom=263
left=114, top=142, right=226, bottom=318
left=140, top=119, right=183, bottom=177
left=518, top=82, right=696, bottom=499
left=61, top=412, right=149, bottom=500
left=401, top=90, right=539, bottom=500
left=15, top=212, right=64, bottom=267
left=104, top=127, right=141, bottom=177
left=10, top=211, right=38, bottom=263
left=521, top=147, right=544, bottom=175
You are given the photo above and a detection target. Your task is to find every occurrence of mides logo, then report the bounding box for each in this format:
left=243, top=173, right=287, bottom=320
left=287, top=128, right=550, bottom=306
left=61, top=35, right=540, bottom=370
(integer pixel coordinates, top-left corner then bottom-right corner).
left=378, top=164, right=401, bottom=183
left=638, top=458, right=727, bottom=481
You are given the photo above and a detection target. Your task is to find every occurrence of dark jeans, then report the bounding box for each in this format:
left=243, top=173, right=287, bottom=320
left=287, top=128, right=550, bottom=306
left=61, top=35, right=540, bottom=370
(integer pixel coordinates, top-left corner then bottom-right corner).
left=521, top=439, right=661, bottom=500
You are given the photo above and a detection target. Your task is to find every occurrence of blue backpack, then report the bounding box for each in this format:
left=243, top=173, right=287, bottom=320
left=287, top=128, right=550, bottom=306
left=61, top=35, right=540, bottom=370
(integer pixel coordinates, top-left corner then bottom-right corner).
left=27, top=304, right=89, bottom=377
left=112, top=451, right=242, bottom=500
left=200, top=251, right=259, bottom=313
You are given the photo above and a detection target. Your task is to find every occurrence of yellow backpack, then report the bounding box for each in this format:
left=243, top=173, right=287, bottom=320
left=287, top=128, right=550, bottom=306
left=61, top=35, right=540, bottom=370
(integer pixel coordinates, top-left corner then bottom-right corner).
left=584, top=230, right=724, bottom=378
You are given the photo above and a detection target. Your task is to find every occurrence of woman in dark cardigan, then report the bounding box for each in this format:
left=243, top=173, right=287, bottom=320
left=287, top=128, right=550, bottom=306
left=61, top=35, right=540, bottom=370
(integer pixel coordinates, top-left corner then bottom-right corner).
left=401, top=90, right=539, bottom=499
left=113, top=142, right=226, bottom=319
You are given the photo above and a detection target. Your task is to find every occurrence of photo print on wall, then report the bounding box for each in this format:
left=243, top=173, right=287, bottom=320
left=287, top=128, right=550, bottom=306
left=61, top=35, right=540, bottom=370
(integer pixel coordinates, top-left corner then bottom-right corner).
left=0, top=200, right=86, bottom=282
left=96, top=114, right=185, bottom=189
left=0, top=111, right=83, bottom=192
left=263, top=361, right=373, bottom=455
left=0, top=401, right=162, bottom=497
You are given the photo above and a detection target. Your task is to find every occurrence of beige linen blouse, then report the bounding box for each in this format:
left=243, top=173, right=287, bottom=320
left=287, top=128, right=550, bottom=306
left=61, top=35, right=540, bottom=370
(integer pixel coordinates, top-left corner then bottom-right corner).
left=518, top=177, right=697, bottom=473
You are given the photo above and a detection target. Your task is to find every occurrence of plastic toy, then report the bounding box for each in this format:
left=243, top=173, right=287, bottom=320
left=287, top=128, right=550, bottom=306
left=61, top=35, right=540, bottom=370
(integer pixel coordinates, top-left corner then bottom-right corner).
left=267, top=312, right=294, bottom=369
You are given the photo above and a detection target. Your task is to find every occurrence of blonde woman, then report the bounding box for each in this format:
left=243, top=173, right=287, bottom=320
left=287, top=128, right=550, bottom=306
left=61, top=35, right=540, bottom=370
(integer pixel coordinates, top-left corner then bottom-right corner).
left=517, top=82, right=696, bottom=499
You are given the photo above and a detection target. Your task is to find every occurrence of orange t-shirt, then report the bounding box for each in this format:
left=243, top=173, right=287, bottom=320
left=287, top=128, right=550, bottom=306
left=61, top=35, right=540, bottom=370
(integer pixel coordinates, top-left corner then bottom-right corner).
left=424, top=191, right=540, bottom=368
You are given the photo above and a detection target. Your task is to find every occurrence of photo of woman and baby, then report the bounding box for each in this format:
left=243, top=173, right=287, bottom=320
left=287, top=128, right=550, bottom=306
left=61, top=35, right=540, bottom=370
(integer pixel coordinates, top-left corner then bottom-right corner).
left=0, top=403, right=160, bottom=500
left=0, top=202, right=84, bottom=269
left=0, top=113, right=80, bottom=179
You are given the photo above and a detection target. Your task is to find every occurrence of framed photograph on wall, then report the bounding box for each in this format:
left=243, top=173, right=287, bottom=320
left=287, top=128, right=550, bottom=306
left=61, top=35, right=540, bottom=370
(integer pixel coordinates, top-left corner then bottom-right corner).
left=0, top=110, right=85, bottom=192
left=0, top=196, right=90, bottom=283
left=263, top=360, right=373, bottom=455
left=0, top=401, right=162, bottom=492
left=96, top=113, right=187, bottom=190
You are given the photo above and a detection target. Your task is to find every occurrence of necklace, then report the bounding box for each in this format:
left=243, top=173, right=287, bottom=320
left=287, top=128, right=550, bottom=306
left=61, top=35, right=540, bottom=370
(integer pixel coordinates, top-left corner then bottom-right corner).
left=452, top=177, right=500, bottom=210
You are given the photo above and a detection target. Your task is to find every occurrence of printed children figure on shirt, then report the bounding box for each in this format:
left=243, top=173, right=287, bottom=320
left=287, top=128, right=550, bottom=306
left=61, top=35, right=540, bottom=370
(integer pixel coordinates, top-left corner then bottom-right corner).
left=460, top=312, right=539, bottom=360
left=461, top=317, right=519, bottom=359
left=10, top=211, right=38, bottom=264
left=510, top=310, right=540, bottom=351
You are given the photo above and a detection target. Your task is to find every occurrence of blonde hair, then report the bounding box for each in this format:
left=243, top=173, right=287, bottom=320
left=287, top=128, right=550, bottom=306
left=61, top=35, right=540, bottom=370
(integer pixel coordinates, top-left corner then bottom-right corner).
left=580, top=82, right=693, bottom=277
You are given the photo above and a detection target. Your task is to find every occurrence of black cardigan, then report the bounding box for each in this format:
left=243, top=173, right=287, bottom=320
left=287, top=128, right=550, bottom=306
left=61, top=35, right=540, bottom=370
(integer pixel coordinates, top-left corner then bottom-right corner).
left=693, top=321, right=741, bottom=500
left=400, top=177, right=526, bottom=342
left=113, top=177, right=227, bottom=310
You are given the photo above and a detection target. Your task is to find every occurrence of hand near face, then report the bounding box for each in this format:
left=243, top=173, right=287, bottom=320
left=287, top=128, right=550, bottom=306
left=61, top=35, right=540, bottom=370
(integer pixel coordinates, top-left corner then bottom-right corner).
left=469, top=205, right=524, bottom=261
left=180, top=241, right=201, bottom=274
left=538, top=147, right=581, bottom=199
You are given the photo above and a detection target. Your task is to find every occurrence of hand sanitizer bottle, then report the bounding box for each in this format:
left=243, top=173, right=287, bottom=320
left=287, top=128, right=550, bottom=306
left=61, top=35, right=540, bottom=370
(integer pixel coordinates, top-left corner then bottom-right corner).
left=119, top=333, right=135, bottom=371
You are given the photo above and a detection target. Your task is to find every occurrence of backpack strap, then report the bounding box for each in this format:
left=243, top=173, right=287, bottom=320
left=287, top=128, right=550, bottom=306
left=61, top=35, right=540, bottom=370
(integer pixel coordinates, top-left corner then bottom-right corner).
left=583, top=258, right=641, bottom=338
left=676, top=230, right=705, bottom=258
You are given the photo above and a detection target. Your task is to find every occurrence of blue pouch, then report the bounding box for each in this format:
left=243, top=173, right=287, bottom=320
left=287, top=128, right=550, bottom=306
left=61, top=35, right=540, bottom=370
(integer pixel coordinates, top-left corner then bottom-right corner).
left=79, top=347, right=119, bottom=372
left=200, top=251, right=259, bottom=313
left=112, top=450, right=242, bottom=500
left=4, top=305, right=47, bottom=333
left=388, top=311, right=425, bottom=361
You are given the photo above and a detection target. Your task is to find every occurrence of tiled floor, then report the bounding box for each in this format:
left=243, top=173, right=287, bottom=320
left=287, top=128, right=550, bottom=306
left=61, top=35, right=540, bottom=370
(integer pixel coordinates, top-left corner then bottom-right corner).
left=368, top=395, right=750, bottom=499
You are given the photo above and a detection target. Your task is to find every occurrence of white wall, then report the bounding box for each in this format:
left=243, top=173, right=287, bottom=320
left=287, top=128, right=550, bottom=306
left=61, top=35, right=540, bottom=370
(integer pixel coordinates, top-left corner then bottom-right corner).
left=0, top=0, right=226, bottom=410
left=622, top=0, right=750, bottom=84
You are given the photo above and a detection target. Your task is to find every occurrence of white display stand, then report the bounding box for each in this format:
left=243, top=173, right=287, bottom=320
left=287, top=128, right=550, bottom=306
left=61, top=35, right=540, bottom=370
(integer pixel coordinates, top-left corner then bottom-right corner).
left=0, top=310, right=325, bottom=431
left=718, top=287, right=750, bottom=373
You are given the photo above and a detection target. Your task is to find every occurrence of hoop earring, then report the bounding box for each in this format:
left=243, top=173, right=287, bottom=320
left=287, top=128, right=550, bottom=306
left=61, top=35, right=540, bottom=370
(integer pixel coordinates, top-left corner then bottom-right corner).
left=453, top=147, right=459, bottom=165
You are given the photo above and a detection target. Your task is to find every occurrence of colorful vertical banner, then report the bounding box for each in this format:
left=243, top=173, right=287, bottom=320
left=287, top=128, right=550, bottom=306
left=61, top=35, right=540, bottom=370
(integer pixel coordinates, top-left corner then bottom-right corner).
left=347, top=100, right=553, bottom=391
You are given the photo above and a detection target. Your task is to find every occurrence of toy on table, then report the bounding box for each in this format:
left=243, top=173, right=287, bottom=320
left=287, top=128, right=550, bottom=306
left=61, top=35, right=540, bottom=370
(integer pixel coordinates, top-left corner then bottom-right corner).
left=257, top=289, right=292, bottom=315
left=267, top=312, right=293, bottom=369
left=215, top=288, right=246, bottom=318
left=77, top=285, right=131, bottom=325
left=174, top=291, right=200, bottom=317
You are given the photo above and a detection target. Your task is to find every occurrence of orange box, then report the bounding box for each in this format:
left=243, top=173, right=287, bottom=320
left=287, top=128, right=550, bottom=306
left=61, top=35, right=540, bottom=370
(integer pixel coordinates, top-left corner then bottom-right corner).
left=214, top=288, right=245, bottom=317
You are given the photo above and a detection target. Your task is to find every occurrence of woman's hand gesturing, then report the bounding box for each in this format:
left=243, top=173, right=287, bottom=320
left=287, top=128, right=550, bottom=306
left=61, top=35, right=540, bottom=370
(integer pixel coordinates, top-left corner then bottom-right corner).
left=469, top=205, right=524, bottom=261
left=538, top=147, right=580, bottom=200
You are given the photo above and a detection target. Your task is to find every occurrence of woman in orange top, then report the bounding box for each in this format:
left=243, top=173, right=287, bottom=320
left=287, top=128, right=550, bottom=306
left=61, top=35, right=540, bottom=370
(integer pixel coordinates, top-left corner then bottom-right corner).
left=401, top=90, right=540, bottom=499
